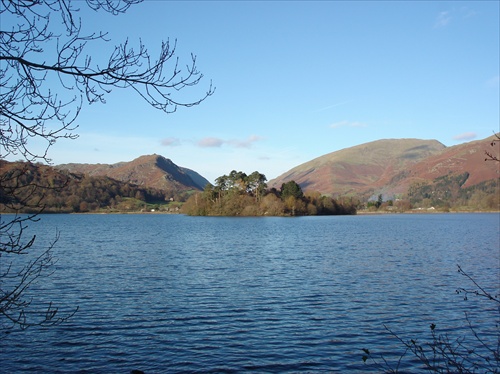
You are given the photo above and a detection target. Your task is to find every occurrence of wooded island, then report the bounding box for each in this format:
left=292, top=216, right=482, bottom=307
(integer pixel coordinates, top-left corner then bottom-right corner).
left=181, top=170, right=357, bottom=216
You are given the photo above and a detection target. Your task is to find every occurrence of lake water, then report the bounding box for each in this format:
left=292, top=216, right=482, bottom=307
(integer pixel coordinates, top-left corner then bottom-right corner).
left=1, top=213, right=499, bottom=372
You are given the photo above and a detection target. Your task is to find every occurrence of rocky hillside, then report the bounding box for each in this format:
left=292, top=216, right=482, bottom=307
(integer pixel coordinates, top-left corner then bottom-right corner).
left=269, top=136, right=499, bottom=199
left=57, top=154, right=209, bottom=193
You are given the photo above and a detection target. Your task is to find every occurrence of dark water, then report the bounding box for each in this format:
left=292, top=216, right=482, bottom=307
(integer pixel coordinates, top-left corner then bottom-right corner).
left=1, top=213, right=499, bottom=372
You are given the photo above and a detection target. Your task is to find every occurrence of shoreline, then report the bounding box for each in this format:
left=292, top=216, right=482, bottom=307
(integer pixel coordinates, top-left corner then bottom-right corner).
left=3, top=210, right=498, bottom=216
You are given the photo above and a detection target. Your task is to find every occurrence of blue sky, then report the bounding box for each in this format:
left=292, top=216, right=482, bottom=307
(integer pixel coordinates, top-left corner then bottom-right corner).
left=31, top=1, right=500, bottom=182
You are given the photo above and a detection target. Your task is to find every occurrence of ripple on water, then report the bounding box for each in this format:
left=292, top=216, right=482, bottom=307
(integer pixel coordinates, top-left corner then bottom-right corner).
left=2, top=213, right=498, bottom=372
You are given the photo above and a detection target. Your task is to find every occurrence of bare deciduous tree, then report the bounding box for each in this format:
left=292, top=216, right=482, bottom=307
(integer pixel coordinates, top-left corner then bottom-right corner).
left=362, top=265, right=500, bottom=373
left=484, top=133, right=500, bottom=163
left=1, top=0, right=213, bottom=332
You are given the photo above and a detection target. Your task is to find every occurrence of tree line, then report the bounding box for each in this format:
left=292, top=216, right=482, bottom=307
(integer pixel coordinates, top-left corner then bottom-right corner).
left=181, top=170, right=357, bottom=216
left=401, top=172, right=499, bottom=211
left=2, top=161, right=497, bottom=215
left=0, top=161, right=190, bottom=213
left=1, top=0, right=213, bottom=331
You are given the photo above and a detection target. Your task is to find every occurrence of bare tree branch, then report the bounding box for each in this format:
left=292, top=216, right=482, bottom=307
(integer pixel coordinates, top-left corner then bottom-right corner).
left=362, top=265, right=500, bottom=373
left=1, top=0, right=213, bottom=163
left=1, top=0, right=212, bottom=332
left=484, top=133, right=500, bottom=163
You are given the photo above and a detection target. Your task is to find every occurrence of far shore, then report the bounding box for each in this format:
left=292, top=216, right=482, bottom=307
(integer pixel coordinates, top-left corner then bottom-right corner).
left=3, top=209, right=498, bottom=216
left=60, top=209, right=500, bottom=215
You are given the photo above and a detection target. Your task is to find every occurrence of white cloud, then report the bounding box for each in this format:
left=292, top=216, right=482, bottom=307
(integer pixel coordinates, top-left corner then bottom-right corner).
left=329, top=120, right=367, bottom=129
left=452, top=132, right=477, bottom=141
left=434, top=11, right=452, bottom=28
left=459, top=6, right=477, bottom=19
left=434, top=7, right=477, bottom=29
left=161, top=137, right=181, bottom=147
left=229, top=135, right=264, bottom=148
left=198, top=137, right=225, bottom=148
left=197, top=135, right=263, bottom=149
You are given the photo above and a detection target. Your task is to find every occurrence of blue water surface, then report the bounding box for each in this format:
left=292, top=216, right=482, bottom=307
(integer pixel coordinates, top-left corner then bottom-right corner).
left=1, top=213, right=499, bottom=372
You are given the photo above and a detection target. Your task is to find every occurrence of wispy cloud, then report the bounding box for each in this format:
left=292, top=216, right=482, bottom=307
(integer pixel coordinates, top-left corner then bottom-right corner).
left=459, top=6, right=477, bottom=19
left=434, top=11, right=452, bottom=28
left=161, top=137, right=181, bottom=147
left=229, top=135, right=264, bottom=148
left=197, top=135, right=263, bottom=149
left=329, top=120, right=367, bottom=129
left=313, top=100, right=351, bottom=113
left=198, top=137, right=225, bottom=148
left=434, top=7, right=477, bottom=28
left=453, top=132, right=477, bottom=141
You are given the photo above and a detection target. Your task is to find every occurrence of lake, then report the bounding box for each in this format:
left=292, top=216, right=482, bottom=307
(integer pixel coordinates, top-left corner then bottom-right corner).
left=1, top=213, right=499, bottom=372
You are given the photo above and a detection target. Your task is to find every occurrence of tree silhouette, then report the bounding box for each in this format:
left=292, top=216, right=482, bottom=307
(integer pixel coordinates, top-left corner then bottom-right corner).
left=1, top=0, right=213, bottom=332
left=362, top=265, right=499, bottom=373
left=484, top=133, right=499, bottom=163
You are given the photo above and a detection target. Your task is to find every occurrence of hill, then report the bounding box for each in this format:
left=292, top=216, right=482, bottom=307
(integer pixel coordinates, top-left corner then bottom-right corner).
left=0, top=160, right=173, bottom=213
left=1, top=155, right=210, bottom=213
left=270, top=138, right=446, bottom=197
left=57, top=154, right=209, bottom=193
left=269, top=136, right=499, bottom=202
left=3, top=137, right=498, bottom=213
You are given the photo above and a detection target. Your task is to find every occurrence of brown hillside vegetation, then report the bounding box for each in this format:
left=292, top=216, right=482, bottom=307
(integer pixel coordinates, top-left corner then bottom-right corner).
left=269, top=135, right=499, bottom=200
left=3, top=136, right=497, bottom=213
left=0, top=160, right=172, bottom=213
left=398, top=136, right=500, bottom=189
left=270, top=138, right=446, bottom=197
left=57, top=154, right=209, bottom=192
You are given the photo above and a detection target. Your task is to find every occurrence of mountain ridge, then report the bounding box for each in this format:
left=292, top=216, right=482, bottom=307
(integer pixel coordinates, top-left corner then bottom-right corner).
left=2, top=135, right=498, bottom=211
left=269, top=135, right=499, bottom=199
left=55, top=136, right=499, bottom=201
left=56, top=154, right=209, bottom=193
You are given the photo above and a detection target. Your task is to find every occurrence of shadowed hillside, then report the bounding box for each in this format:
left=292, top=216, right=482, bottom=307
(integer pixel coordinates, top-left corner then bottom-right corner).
left=269, top=136, right=499, bottom=202
left=4, top=137, right=498, bottom=213
left=57, top=154, right=209, bottom=192
left=393, top=136, right=500, bottom=189
left=0, top=160, right=174, bottom=213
